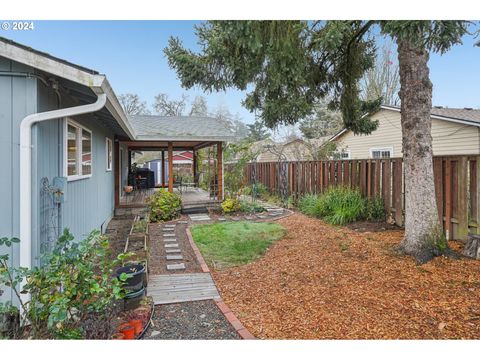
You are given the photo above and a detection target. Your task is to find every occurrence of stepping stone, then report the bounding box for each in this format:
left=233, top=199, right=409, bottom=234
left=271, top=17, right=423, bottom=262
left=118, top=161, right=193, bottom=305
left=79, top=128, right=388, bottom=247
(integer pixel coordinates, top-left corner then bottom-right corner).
left=166, top=254, right=183, bottom=260
left=164, top=224, right=176, bottom=228
left=163, top=238, right=177, bottom=243
left=163, top=233, right=176, bottom=237
left=231, top=217, right=241, bottom=221
left=163, top=228, right=175, bottom=232
left=178, top=220, right=188, bottom=224
left=167, top=263, right=185, bottom=270
left=245, top=216, right=255, bottom=220
left=189, top=214, right=211, bottom=221
left=165, top=249, right=182, bottom=253
left=164, top=243, right=179, bottom=248
left=218, top=217, right=226, bottom=221
left=257, top=215, right=267, bottom=219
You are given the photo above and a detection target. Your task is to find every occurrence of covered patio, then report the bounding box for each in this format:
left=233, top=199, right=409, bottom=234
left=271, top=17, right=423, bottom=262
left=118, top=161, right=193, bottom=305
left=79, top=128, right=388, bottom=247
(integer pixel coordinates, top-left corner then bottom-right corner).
left=114, top=115, right=235, bottom=209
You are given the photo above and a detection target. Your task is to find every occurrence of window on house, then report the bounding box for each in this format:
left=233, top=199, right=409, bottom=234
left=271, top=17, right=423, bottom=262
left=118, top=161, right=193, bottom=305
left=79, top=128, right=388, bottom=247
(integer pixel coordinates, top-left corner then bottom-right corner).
left=370, top=147, right=393, bottom=159
left=65, top=119, right=92, bottom=180
left=106, top=138, right=113, bottom=171
left=332, top=150, right=351, bottom=160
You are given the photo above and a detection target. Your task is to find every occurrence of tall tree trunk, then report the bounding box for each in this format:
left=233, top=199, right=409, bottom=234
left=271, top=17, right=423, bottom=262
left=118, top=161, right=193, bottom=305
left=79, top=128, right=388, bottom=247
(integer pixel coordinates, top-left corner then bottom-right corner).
left=397, top=40, right=445, bottom=263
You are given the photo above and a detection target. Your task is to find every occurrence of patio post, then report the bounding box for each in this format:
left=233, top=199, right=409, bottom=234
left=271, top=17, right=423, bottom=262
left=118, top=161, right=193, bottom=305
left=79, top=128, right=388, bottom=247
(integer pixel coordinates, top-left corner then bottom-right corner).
left=217, top=141, right=223, bottom=200
left=161, top=150, right=166, bottom=188
left=193, top=150, right=197, bottom=183
left=168, top=142, right=173, bottom=192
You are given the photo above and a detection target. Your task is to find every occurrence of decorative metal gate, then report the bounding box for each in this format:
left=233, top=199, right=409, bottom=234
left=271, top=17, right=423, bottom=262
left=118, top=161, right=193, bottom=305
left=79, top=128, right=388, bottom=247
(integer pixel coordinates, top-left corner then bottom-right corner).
left=39, top=177, right=61, bottom=263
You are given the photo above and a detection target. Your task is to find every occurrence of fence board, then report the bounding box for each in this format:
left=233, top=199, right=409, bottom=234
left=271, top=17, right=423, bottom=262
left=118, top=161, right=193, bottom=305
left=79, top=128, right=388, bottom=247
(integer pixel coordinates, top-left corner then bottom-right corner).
left=456, top=157, right=468, bottom=241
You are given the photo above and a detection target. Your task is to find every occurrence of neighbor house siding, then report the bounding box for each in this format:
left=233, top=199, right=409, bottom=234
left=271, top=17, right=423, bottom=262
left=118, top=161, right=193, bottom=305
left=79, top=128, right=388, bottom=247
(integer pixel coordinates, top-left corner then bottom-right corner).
left=335, top=109, right=480, bottom=159
left=0, top=57, right=37, bottom=303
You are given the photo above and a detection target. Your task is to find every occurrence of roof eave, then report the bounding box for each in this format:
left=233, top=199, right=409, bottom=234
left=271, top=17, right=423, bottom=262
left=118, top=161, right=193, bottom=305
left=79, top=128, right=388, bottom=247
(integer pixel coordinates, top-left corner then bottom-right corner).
left=134, top=135, right=235, bottom=142
left=381, top=105, right=480, bottom=128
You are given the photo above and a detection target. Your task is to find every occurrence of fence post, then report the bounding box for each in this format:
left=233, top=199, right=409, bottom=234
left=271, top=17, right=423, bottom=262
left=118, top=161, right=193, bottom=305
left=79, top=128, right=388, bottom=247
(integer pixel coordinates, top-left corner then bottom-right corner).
left=393, top=159, right=403, bottom=226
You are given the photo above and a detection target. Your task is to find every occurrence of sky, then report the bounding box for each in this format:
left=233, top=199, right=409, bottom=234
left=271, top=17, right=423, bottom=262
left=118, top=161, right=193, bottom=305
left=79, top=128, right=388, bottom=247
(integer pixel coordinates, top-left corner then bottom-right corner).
left=2, top=20, right=479, bottom=130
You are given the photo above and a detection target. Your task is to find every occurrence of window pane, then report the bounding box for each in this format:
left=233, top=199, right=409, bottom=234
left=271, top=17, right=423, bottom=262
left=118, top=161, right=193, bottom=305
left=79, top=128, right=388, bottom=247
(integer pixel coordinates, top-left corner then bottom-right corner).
left=82, top=129, right=92, bottom=175
left=67, top=125, right=78, bottom=176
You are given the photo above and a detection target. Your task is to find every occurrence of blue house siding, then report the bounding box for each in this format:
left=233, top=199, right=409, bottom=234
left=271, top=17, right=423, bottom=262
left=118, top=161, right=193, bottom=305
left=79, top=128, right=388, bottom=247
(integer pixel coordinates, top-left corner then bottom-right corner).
left=0, top=57, right=37, bottom=303
left=33, top=83, right=116, bottom=253
left=1, top=57, right=117, bottom=303
left=61, top=115, right=115, bottom=241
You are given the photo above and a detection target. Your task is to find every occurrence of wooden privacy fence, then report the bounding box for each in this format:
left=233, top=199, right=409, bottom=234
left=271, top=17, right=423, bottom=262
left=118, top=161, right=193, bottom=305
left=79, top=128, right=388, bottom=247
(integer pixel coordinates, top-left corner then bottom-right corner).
left=244, top=155, right=480, bottom=241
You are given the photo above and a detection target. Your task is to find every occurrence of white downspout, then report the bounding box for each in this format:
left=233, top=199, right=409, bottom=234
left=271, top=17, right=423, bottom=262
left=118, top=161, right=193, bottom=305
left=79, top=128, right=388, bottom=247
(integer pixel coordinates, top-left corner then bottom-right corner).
left=19, top=93, right=107, bottom=303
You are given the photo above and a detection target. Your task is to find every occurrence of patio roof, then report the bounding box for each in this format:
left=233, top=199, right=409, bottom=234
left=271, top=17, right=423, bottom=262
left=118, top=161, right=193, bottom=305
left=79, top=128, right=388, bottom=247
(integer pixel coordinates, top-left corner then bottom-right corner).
left=128, top=115, right=236, bottom=142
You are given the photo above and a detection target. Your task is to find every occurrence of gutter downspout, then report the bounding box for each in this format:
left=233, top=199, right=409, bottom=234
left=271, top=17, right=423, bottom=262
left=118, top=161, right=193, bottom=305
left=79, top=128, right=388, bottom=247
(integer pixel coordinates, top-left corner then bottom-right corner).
left=19, top=92, right=107, bottom=304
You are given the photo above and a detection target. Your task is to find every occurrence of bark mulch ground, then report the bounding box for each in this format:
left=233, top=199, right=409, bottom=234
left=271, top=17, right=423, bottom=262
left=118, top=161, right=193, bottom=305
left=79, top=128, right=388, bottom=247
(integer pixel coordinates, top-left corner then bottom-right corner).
left=148, top=218, right=202, bottom=275
left=143, top=300, right=240, bottom=339
left=212, top=212, right=480, bottom=339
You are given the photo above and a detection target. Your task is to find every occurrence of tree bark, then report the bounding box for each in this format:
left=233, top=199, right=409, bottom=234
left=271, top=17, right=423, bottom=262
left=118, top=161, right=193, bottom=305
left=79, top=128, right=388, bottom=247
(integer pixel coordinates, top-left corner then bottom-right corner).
left=397, top=40, right=444, bottom=263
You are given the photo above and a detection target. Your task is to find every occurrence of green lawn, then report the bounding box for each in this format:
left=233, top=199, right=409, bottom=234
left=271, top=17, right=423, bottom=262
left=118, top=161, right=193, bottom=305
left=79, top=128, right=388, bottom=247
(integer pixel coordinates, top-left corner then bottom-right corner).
left=191, top=221, right=286, bottom=268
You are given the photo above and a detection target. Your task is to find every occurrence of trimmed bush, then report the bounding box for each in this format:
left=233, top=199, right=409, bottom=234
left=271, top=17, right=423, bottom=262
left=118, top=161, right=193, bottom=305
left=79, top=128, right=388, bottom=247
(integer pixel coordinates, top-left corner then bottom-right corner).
left=147, top=189, right=182, bottom=222
left=221, top=197, right=240, bottom=214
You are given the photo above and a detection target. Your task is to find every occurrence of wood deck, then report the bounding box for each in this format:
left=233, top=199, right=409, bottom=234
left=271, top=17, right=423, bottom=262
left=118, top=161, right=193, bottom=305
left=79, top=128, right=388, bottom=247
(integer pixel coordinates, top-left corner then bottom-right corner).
left=148, top=273, right=220, bottom=304
left=119, top=187, right=219, bottom=208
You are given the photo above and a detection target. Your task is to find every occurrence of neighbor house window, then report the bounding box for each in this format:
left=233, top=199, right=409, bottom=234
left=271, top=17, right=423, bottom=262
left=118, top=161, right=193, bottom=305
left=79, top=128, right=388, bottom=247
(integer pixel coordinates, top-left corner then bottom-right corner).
left=106, top=138, right=113, bottom=171
left=370, top=147, right=393, bottom=159
left=65, top=119, right=92, bottom=180
left=332, top=150, right=351, bottom=160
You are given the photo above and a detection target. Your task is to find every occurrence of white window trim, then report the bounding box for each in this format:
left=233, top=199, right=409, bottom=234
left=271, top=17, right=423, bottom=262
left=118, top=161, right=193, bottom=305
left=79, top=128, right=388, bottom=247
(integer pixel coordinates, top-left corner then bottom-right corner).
left=105, top=137, right=113, bottom=172
left=369, top=146, right=394, bottom=159
left=64, top=118, right=93, bottom=181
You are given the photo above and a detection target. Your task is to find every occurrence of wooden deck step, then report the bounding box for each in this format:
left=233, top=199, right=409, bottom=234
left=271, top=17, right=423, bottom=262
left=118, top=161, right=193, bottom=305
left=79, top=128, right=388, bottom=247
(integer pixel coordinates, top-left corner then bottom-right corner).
left=148, top=273, right=220, bottom=305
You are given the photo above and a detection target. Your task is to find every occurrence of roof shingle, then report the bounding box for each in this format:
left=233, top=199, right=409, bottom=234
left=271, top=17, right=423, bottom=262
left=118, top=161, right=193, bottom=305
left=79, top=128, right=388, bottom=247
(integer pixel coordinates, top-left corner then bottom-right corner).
left=127, top=115, right=236, bottom=141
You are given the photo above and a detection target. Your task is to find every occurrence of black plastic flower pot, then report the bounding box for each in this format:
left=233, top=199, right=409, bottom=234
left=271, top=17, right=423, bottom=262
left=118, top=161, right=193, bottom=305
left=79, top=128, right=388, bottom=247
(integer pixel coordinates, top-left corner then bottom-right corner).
left=116, top=263, right=146, bottom=292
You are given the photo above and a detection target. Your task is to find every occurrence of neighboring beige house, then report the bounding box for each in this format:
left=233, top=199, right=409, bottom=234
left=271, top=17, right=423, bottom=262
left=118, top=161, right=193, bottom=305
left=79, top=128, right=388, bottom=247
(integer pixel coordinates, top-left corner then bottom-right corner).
left=331, top=105, right=480, bottom=159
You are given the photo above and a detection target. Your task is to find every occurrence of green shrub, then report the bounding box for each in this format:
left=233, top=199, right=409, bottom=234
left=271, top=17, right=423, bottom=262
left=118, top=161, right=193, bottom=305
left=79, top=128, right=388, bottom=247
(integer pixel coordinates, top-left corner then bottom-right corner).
left=298, top=194, right=321, bottom=217
left=365, top=196, right=385, bottom=221
left=298, top=188, right=388, bottom=225
left=239, top=200, right=265, bottom=213
left=147, top=189, right=182, bottom=222
left=221, top=197, right=240, bottom=214
left=298, top=187, right=366, bottom=225
left=0, top=230, right=130, bottom=339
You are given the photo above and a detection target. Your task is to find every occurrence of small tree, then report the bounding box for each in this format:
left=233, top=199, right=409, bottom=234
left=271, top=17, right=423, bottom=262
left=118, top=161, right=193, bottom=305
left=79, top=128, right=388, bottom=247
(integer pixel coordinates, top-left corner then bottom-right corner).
left=246, top=120, right=271, bottom=142
left=153, top=93, right=188, bottom=116
left=361, top=42, right=400, bottom=106
left=119, top=93, right=151, bottom=115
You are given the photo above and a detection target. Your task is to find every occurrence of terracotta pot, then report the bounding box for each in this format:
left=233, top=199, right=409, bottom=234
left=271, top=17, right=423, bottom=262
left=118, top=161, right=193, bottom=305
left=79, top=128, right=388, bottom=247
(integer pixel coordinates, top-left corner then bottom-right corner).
left=129, top=319, right=143, bottom=335
left=124, top=185, right=134, bottom=194
left=112, top=332, right=125, bottom=340
left=118, top=324, right=135, bottom=340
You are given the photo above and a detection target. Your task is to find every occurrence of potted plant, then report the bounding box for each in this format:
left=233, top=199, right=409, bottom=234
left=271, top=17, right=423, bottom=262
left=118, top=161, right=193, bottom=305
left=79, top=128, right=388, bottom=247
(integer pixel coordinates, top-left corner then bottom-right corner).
left=0, top=302, right=19, bottom=339
left=116, top=263, right=146, bottom=293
